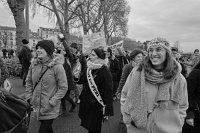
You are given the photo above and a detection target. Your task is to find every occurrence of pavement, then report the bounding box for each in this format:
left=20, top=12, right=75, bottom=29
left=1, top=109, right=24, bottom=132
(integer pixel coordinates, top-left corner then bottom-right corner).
left=9, top=77, right=127, bottom=133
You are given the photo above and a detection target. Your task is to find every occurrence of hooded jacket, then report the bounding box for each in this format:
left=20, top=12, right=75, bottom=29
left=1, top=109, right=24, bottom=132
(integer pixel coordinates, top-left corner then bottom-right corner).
left=121, top=60, right=188, bottom=133
left=26, top=54, right=68, bottom=120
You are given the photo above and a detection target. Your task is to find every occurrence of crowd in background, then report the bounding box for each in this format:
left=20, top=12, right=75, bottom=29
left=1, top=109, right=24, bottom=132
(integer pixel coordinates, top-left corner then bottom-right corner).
left=1, top=36, right=200, bottom=133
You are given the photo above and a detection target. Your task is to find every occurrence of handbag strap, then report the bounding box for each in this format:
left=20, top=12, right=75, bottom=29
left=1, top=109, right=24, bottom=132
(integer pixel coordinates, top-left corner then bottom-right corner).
left=33, top=67, right=49, bottom=89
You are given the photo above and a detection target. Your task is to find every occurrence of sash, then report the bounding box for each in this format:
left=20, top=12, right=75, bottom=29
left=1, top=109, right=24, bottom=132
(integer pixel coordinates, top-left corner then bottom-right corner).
left=87, top=68, right=106, bottom=115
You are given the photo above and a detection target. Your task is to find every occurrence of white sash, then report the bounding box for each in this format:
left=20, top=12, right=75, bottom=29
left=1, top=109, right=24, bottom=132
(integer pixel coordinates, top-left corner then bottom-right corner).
left=87, top=68, right=106, bottom=115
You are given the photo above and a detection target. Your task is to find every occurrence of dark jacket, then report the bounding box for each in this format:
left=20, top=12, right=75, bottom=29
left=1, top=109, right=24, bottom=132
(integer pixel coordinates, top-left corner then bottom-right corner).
left=183, top=67, right=200, bottom=133
left=186, top=69, right=200, bottom=119
left=116, top=55, right=128, bottom=81
left=117, top=62, right=134, bottom=94
left=109, top=58, right=120, bottom=81
left=63, top=58, right=76, bottom=91
left=77, top=65, right=113, bottom=131
left=18, top=45, right=31, bottom=69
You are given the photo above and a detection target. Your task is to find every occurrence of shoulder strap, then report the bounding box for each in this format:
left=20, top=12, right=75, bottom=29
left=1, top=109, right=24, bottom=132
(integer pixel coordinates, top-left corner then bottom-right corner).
left=33, top=67, right=49, bottom=89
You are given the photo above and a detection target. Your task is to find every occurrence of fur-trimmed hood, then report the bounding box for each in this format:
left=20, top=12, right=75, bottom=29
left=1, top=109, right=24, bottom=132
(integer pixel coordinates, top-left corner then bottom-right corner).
left=31, top=54, right=65, bottom=67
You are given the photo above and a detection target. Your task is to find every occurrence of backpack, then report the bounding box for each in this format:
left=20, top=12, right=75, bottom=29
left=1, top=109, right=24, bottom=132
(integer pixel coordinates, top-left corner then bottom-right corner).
left=0, top=89, right=31, bottom=132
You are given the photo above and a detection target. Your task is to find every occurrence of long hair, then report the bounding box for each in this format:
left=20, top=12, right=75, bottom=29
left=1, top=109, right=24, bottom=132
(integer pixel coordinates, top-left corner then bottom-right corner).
left=138, top=50, right=177, bottom=79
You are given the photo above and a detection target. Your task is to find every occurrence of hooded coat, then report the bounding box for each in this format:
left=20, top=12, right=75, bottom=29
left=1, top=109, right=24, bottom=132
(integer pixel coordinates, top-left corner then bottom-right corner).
left=121, top=61, right=188, bottom=133
left=26, top=55, right=68, bottom=120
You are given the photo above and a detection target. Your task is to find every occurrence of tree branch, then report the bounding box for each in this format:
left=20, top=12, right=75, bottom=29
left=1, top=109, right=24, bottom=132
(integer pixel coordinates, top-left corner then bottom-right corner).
left=37, top=2, right=54, bottom=12
left=68, top=0, right=75, bottom=5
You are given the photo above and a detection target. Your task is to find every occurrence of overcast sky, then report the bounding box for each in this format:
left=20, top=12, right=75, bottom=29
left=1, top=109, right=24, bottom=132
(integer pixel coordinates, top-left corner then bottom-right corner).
left=0, top=0, right=200, bottom=52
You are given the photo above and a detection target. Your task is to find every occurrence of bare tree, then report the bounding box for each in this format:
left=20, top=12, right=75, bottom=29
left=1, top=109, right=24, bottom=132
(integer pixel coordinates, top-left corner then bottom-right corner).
left=5, top=0, right=26, bottom=53
left=73, top=0, right=104, bottom=34
left=100, top=0, right=130, bottom=44
left=31, top=0, right=85, bottom=60
left=73, top=0, right=130, bottom=44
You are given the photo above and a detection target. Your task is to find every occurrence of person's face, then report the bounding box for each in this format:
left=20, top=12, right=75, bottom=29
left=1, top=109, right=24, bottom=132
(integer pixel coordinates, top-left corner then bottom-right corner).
left=89, top=50, right=98, bottom=62
left=106, top=51, right=111, bottom=58
left=148, top=46, right=167, bottom=69
left=194, top=50, right=199, bottom=56
left=36, top=46, right=48, bottom=59
left=70, top=47, right=77, bottom=55
left=134, top=53, right=143, bottom=64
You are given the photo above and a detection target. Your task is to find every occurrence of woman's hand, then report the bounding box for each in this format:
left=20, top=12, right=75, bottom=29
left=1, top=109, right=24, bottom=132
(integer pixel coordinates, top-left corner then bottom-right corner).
left=103, top=116, right=109, bottom=122
left=186, top=118, right=194, bottom=126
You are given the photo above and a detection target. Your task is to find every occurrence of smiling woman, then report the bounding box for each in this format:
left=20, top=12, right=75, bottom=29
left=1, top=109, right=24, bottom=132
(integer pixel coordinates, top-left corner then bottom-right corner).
left=121, top=37, right=188, bottom=133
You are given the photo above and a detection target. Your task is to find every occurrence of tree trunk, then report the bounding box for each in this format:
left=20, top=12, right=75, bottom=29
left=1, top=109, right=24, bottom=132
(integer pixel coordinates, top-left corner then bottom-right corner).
left=7, top=0, right=26, bottom=54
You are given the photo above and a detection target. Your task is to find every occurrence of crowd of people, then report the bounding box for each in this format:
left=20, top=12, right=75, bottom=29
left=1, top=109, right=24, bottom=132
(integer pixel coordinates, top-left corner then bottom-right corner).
left=1, top=36, right=200, bottom=133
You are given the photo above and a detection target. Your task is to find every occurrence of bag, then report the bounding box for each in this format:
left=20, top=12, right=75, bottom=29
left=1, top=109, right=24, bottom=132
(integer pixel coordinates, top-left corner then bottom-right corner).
left=0, top=89, right=31, bottom=132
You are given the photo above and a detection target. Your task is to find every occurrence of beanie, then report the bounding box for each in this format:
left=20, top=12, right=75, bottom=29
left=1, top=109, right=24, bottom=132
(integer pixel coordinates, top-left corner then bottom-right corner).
left=93, top=48, right=106, bottom=60
left=22, top=39, right=29, bottom=44
left=147, top=37, right=171, bottom=53
left=130, top=48, right=144, bottom=60
left=36, top=40, right=55, bottom=56
left=70, top=43, right=78, bottom=50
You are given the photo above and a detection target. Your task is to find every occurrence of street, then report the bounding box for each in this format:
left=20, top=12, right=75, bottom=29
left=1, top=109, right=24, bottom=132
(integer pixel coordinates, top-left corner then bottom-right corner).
left=10, top=78, right=127, bottom=133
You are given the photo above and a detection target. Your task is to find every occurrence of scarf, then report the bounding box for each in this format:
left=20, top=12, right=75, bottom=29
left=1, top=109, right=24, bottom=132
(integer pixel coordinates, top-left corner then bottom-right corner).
left=87, top=58, right=108, bottom=70
left=145, top=60, right=178, bottom=85
left=122, top=60, right=182, bottom=128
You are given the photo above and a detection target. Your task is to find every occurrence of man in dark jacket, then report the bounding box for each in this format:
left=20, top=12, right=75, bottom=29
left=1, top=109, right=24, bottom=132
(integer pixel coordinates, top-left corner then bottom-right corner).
left=182, top=62, right=200, bottom=133
left=107, top=48, right=120, bottom=100
left=18, top=39, right=32, bottom=86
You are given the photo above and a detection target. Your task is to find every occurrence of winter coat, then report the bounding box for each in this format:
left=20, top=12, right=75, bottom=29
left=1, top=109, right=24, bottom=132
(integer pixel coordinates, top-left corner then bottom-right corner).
left=116, top=55, right=128, bottom=81
left=25, top=55, right=68, bottom=120
left=18, top=45, right=32, bottom=70
left=108, top=58, right=120, bottom=82
left=77, top=65, right=113, bottom=131
left=121, top=62, right=188, bottom=133
left=117, top=62, right=134, bottom=94
left=182, top=68, right=200, bottom=133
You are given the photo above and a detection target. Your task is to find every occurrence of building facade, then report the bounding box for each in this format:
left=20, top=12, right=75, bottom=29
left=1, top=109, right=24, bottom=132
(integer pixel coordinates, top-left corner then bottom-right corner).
left=0, top=25, right=82, bottom=50
left=38, top=27, right=61, bottom=39
left=0, top=26, right=16, bottom=50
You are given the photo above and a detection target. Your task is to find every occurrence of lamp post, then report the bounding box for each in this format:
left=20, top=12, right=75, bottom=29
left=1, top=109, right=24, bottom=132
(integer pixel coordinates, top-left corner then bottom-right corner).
left=25, top=0, right=29, bottom=40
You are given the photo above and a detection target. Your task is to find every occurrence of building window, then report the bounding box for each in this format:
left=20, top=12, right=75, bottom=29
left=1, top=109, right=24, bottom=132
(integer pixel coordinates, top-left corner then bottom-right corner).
left=33, top=40, right=35, bottom=42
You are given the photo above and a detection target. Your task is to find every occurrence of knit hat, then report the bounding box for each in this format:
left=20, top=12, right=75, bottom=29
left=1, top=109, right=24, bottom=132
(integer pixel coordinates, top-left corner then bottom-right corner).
left=93, top=48, right=106, bottom=60
left=147, top=37, right=171, bottom=53
left=70, top=43, right=78, bottom=50
left=36, top=40, right=55, bottom=56
left=130, top=48, right=144, bottom=60
left=22, top=39, right=29, bottom=44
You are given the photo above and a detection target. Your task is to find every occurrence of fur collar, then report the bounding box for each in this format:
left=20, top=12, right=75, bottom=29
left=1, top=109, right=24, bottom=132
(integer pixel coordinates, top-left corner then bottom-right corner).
left=31, top=54, right=65, bottom=68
